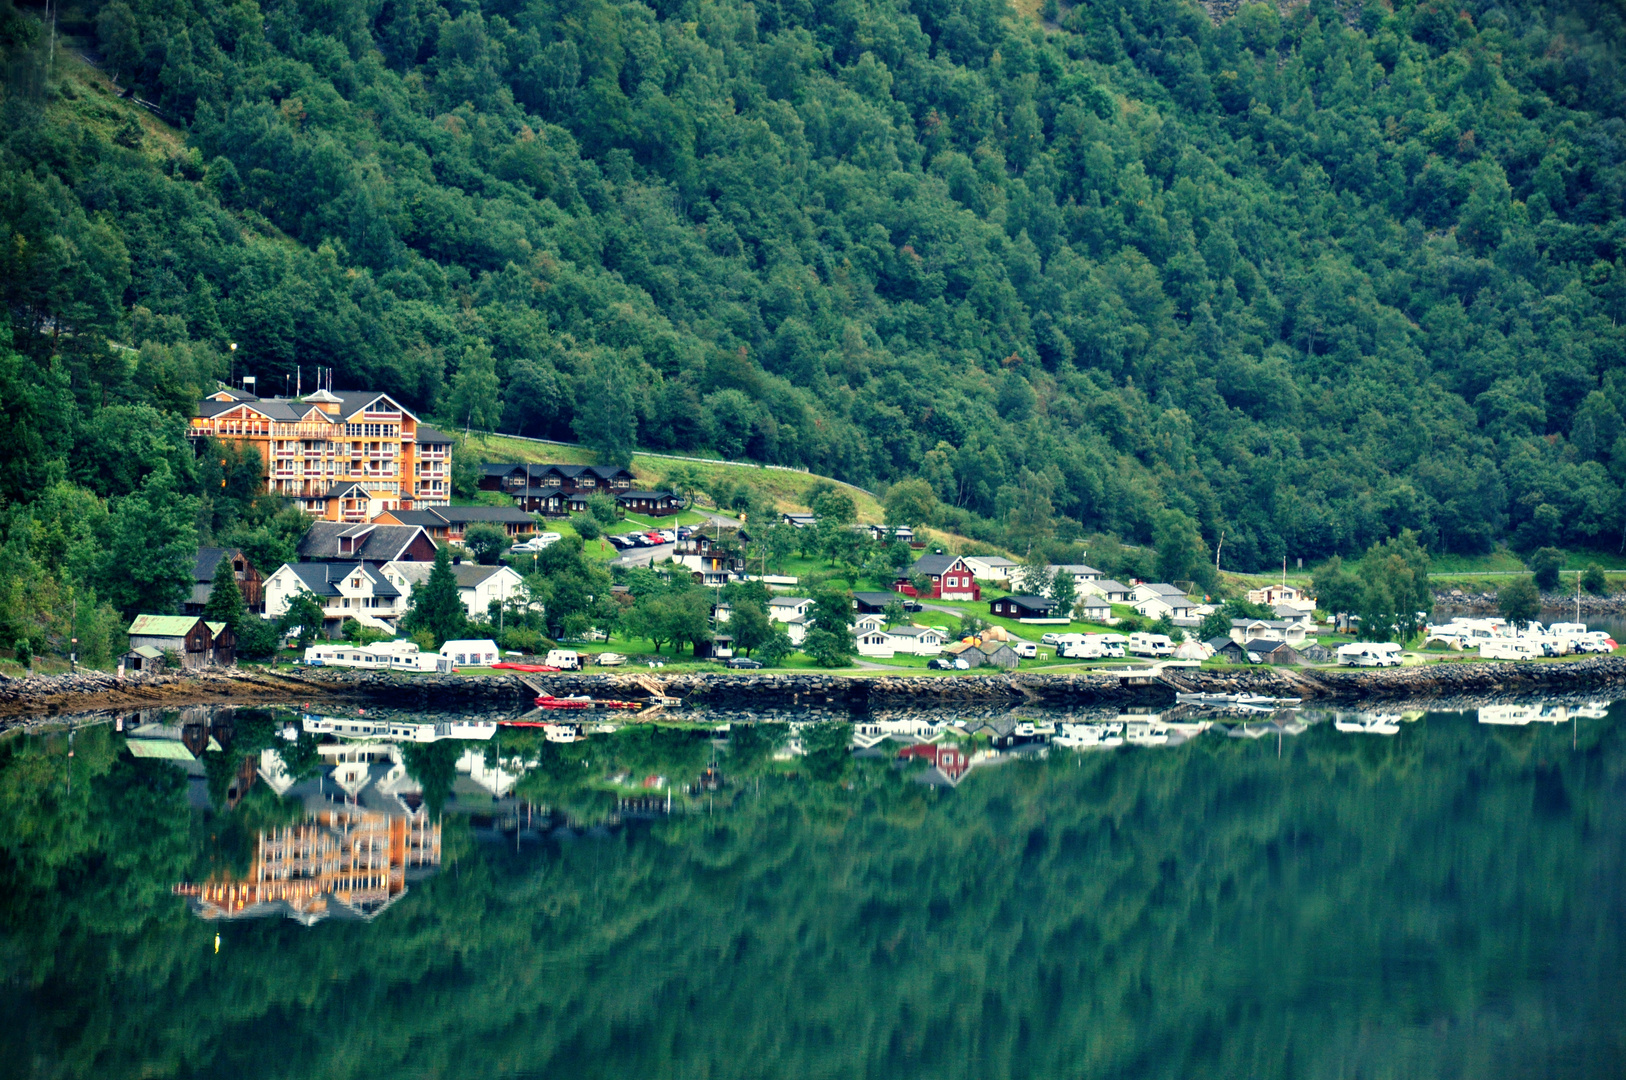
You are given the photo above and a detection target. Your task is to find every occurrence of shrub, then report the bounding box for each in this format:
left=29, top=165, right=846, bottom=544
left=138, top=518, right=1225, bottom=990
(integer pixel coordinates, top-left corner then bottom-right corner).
left=1583, top=564, right=1609, bottom=596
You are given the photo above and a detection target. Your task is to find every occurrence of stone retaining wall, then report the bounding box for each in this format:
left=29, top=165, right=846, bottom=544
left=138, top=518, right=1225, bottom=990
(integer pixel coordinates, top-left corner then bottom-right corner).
left=8, top=658, right=1626, bottom=722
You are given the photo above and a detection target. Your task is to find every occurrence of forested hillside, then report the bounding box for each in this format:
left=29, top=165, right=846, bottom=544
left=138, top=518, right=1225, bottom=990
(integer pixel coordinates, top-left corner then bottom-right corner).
left=5, top=0, right=1626, bottom=582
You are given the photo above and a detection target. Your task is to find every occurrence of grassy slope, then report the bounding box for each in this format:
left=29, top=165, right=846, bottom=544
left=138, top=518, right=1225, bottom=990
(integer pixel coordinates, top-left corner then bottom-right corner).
left=466, top=432, right=1000, bottom=555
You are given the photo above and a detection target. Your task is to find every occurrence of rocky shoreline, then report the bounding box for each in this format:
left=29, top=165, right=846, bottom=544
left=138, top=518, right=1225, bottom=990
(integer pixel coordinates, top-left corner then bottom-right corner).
left=1434, top=588, right=1626, bottom=614
left=7, top=657, right=1626, bottom=724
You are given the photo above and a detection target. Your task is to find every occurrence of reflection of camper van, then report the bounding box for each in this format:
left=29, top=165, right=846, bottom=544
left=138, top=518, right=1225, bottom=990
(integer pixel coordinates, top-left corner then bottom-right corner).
left=1478, top=639, right=1542, bottom=661
left=1128, top=633, right=1174, bottom=658
left=1337, top=642, right=1403, bottom=667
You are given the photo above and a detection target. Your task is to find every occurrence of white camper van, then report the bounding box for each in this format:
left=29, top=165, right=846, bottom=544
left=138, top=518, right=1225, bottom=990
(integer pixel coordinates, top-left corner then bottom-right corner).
left=1128, top=633, right=1174, bottom=658
left=546, top=649, right=582, bottom=670
left=1337, top=642, right=1404, bottom=667
left=1478, top=639, right=1542, bottom=661
left=1057, top=637, right=1105, bottom=659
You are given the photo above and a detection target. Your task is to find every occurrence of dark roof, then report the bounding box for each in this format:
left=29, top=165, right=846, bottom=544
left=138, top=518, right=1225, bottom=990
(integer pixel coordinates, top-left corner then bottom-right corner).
left=195, top=398, right=315, bottom=422
left=381, top=509, right=449, bottom=527
left=323, top=482, right=371, bottom=500
left=388, top=562, right=511, bottom=588
left=193, top=546, right=233, bottom=583
left=299, top=522, right=431, bottom=562
left=415, top=426, right=454, bottom=444
left=326, top=390, right=419, bottom=422
left=282, top=562, right=400, bottom=598
left=910, top=553, right=964, bottom=576
left=617, top=490, right=677, bottom=501
left=1207, top=636, right=1242, bottom=650
left=852, top=591, right=899, bottom=607
left=998, top=594, right=1056, bottom=610
left=434, top=505, right=536, bottom=525
left=209, top=386, right=258, bottom=401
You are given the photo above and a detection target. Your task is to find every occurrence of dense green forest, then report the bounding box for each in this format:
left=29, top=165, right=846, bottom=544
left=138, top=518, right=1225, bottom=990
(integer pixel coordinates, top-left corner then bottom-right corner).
left=5, top=0, right=1626, bottom=620
left=1, top=711, right=1623, bottom=1077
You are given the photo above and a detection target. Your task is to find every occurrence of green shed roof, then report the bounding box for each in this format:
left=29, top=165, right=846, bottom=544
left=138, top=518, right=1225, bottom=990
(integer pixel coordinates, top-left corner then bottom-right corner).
left=127, top=615, right=202, bottom=637
left=126, top=739, right=195, bottom=761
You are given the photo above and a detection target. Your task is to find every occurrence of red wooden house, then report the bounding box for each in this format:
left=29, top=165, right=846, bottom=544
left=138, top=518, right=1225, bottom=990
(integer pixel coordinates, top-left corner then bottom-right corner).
left=893, top=553, right=980, bottom=601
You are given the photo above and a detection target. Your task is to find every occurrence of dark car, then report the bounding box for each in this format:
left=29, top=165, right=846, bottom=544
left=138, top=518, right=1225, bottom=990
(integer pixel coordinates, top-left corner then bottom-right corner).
left=902, top=601, right=924, bottom=612
left=726, top=657, right=763, bottom=669
left=927, top=657, right=955, bottom=670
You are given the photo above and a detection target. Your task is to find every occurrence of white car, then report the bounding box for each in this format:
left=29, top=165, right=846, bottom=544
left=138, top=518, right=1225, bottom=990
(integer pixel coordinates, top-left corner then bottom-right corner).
left=511, top=533, right=560, bottom=553
left=1041, top=632, right=1063, bottom=646
left=657, top=529, right=677, bottom=542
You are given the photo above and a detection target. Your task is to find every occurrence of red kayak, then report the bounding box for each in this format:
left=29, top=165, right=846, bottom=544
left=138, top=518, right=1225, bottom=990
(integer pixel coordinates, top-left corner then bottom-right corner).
left=493, top=662, right=561, bottom=672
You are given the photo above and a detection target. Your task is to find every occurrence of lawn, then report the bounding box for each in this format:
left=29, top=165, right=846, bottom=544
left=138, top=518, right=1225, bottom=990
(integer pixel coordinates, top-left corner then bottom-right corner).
left=907, top=595, right=1119, bottom=643
left=463, top=433, right=1001, bottom=556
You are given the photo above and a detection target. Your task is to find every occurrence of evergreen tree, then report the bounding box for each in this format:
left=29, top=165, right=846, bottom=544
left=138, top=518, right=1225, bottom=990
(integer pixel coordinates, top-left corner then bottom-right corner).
left=200, top=555, right=245, bottom=628
left=402, top=545, right=468, bottom=647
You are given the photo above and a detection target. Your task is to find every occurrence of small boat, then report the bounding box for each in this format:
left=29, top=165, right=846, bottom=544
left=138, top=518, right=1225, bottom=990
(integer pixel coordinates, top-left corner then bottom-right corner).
left=493, top=662, right=561, bottom=672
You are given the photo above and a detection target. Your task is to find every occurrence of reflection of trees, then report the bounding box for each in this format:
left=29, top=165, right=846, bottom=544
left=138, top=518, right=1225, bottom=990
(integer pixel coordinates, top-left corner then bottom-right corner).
left=4, top=716, right=1626, bottom=1078
left=400, top=741, right=461, bottom=817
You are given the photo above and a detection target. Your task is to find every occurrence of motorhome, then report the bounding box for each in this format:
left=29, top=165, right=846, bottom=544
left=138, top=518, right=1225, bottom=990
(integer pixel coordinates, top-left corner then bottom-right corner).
left=303, top=640, right=452, bottom=672
left=440, top=639, right=501, bottom=667
left=1127, top=633, right=1174, bottom=658
left=1336, top=642, right=1403, bottom=667
left=1478, top=639, right=1542, bottom=661
left=546, top=649, right=582, bottom=670
left=1057, top=637, right=1105, bottom=659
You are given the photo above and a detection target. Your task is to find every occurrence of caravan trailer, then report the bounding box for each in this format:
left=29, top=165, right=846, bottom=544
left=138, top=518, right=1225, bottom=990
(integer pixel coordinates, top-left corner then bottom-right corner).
left=1336, top=642, right=1404, bottom=667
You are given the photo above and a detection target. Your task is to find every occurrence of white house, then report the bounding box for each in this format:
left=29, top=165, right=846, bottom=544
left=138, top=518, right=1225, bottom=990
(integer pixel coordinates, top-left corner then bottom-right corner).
left=961, top=555, right=1019, bottom=586
left=1080, top=578, right=1132, bottom=603
left=768, top=597, right=814, bottom=623
left=264, top=562, right=404, bottom=636
left=1228, top=619, right=1308, bottom=646
left=1247, top=583, right=1317, bottom=613
left=856, top=625, right=896, bottom=658
left=1131, top=584, right=1196, bottom=620
left=1075, top=595, right=1112, bottom=623
left=886, top=625, right=948, bottom=655
left=1049, top=563, right=1103, bottom=588
left=782, top=615, right=809, bottom=646
left=854, top=613, right=888, bottom=635
left=384, top=561, right=526, bottom=623
left=439, top=638, right=501, bottom=666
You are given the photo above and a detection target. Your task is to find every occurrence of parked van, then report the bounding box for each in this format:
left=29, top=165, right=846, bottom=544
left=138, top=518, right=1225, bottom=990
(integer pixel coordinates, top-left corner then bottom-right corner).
left=1091, top=634, right=1127, bottom=659
left=1337, top=642, right=1403, bottom=667
left=1478, top=639, right=1542, bottom=661
left=545, top=649, right=582, bottom=670
left=1057, top=638, right=1105, bottom=659
left=1128, top=633, right=1174, bottom=658
left=1012, top=641, right=1038, bottom=659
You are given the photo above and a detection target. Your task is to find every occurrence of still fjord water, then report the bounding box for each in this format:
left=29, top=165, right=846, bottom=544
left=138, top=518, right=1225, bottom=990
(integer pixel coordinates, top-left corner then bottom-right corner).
left=2, top=703, right=1623, bottom=1079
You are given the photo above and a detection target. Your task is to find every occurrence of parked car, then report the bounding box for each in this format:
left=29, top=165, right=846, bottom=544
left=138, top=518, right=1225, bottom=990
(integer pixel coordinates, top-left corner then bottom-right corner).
left=727, top=657, right=763, bottom=669
left=676, top=527, right=693, bottom=540
left=1041, top=632, right=1063, bottom=646
left=606, top=536, right=631, bottom=549
left=510, top=534, right=559, bottom=553
left=657, top=530, right=676, bottom=542
left=902, top=601, right=923, bottom=612
left=927, top=657, right=955, bottom=670
left=595, top=652, right=627, bottom=666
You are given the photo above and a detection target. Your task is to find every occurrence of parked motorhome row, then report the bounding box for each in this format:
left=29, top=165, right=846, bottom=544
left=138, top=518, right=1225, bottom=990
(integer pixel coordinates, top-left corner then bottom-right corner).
left=1054, top=633, right=1127, bottom=659
left=302, top=640, right=453, bottom=672
left=302, top=715, right=498, bottom=741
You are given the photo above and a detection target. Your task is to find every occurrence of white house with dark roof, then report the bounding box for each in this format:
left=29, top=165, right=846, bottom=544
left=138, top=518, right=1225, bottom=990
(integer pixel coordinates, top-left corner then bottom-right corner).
left=298, top=522, right=438, bottom=565
left=885, top=625, right=948, bottom=655
left=768, top=597, right=813, bottom=622
left=1080, top=578, right=1132, bottom=603
left=264, top=562, right=403, bottom=635
left=384, top=562, right=526, bottom=622
left=1131, top=584, right=1196, bottom=619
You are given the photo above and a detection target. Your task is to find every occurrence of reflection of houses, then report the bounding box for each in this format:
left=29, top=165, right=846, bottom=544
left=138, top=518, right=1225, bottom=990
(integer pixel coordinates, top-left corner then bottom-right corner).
left=174, top=803, right=441, bottom=925
left=897, top=742, right=971, bottom=786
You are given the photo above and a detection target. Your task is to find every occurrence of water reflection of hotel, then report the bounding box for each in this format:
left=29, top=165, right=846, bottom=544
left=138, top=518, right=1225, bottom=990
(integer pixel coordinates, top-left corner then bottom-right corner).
left=173, top=744, right=442, bottom=925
